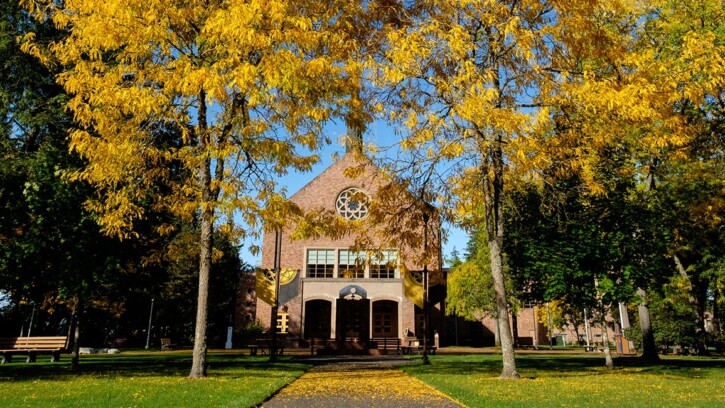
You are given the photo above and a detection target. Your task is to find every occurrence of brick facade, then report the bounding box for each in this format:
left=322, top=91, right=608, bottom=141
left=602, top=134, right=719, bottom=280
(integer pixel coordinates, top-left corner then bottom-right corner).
left=234, top=273, right=257, bottom=331
left=252, top=152, right=444, bottom=349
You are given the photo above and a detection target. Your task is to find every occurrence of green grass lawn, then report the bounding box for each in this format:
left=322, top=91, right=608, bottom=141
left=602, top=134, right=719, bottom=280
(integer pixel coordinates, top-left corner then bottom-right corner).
left=0, top=350, right=309, bottom=408
left=402, top=353, right=725, bottom=408
left=3, top=350, right=724, bottom=408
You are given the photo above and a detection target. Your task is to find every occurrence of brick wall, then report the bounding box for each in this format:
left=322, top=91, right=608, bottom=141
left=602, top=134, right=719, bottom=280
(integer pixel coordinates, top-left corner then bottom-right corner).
left=234, top=273, right=257, bottom=331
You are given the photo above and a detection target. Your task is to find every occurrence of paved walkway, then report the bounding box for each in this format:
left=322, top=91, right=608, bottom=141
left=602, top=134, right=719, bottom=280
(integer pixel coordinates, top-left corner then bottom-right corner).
left=261, top=356, right=464, bottom=408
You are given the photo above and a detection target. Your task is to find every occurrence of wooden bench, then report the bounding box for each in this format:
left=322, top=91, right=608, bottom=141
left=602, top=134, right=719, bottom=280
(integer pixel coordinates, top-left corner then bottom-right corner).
left=584, top=341, right=605, bottom=352
left=371, top=337, right=401, bottom=354
left=248, top=339, right=285, bottom=356
left=401, top=337, right=436, bottom=355
left=402, top=336, right=422, bottom=355
left=248, top=340, right=266, bottom=355
left=160, top=338, right=175, bottom=351
left=308, top=338, right=330, bottom=355
left=0, top=336, right=68, bottom=364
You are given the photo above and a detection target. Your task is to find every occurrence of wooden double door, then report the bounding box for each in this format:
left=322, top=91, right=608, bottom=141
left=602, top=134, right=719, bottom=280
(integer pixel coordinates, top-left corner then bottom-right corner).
left=336, top=299, right=370, bottom=342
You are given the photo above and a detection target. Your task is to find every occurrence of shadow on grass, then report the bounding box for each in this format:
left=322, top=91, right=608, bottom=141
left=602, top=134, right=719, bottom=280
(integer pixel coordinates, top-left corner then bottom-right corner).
left=0, top=352, right=309, bottom=382
left=402, top=354, right=725, bottom=380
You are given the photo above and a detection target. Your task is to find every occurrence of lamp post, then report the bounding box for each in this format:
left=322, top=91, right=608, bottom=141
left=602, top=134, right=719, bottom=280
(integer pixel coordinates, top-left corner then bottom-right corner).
left=584, top=308, right=591, bottom=348
left=269, top=228, right=282, bottom=362
left=546, top=302, right=553, bottom=350
left=422, top=211, right=431, bottom=365
left=145, top=298, right=155, bottom=349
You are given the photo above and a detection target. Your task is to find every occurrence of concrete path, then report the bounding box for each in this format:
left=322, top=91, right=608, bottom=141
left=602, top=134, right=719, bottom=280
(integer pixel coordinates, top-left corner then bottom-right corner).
left=261, top=356, right=464, bottom=408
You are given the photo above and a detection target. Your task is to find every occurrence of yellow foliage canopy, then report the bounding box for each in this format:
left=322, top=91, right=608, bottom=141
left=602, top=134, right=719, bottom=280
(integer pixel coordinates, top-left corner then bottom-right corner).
left=377, top=0, right=723, bottom=206
left=21, top=0, right=362, bottom=241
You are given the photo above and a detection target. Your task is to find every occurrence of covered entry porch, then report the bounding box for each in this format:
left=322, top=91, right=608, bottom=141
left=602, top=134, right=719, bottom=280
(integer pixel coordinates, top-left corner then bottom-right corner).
left=302, top=284, right=403, bottom=354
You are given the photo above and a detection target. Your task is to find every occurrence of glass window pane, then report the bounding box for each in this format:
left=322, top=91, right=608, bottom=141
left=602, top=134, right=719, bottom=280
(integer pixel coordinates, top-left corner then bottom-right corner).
left=371, top=250, right=397, bottom=279
left=338, top=249, right=363, bottom=278
left=307, top=249, right=335, bottom=278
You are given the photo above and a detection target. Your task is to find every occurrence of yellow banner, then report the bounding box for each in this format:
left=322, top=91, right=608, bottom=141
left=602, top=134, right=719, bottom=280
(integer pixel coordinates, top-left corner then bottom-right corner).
left=403, top=267, right=445, bottom=309
left=255, top=269, right=276, bottom=305
left=255, top=268, right=299, bottom=305
left=403, top=269, right=424, bottom=309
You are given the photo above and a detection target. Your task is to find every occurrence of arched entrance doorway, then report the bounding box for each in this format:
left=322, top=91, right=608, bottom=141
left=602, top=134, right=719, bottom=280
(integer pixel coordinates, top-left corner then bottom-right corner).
left=372, top=300, right=398, bottom=338
left=336, top=285, right=370, bottom=347
left=304, top=299, right=332, bottom=339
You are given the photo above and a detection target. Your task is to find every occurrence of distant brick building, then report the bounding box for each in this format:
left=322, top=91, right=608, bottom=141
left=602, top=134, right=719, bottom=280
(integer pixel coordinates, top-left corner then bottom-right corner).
left=451, top=304, right=619, bottom=349
left=445, top=305, right=548, bottom=347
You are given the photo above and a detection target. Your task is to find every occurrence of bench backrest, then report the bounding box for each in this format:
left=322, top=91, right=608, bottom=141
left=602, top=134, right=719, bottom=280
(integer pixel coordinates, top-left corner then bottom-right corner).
left=371, top=337, right=401, bottom=349
left=0, top=336, right=68, bottom=350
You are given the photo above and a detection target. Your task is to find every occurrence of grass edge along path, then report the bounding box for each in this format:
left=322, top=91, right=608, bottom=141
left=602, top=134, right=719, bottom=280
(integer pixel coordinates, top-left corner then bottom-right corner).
left=262, top=359, right=464, bottom=408
left=401, top=353, right=725, bottom=408
left=0, top=350, right=310, bottom=408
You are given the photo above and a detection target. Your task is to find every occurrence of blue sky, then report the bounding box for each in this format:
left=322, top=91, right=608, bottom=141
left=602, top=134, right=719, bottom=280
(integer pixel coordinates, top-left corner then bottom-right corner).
left=240, top=120, right=469, bottom=267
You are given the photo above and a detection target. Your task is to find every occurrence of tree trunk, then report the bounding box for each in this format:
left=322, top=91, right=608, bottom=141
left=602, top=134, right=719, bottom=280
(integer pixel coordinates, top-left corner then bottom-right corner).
left=637, top=287, right=660, bottom=361
left=601, top=316, right=614, bottom=370
left=619, top=301, right=635, bottom=353
left=714, top=286, right=721, bottom=334
left=66, top=301, right=77, bottom=351
left=493, top=311, right=501, bottom=347
left=673, top=254, right=708, bottom=355
left=189, top=199, right=212, bottom=378
left=190, top=91, right=212, bottom=379
left=593, top=278, right=614, bottom=369
left=489, top=239, right=518, bottom=378
left=71, top=304, right=81, bottom=371
left=546, top=302, right=553, bottom=350
left=714, top=286, right=722, bottom=353
left=481, top=136, right=518, bottom=379
left=618, top=302, right=631, bottom=329
left=511, top=311, right=520, bottom=348
left=533, top=306, right=539, bottom=347
left=638, top=159, right=660, bottom=361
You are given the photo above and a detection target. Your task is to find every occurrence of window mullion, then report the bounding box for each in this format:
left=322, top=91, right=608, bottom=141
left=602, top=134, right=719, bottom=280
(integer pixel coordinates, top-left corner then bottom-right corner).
left=333, top=249, right=339, bottom=279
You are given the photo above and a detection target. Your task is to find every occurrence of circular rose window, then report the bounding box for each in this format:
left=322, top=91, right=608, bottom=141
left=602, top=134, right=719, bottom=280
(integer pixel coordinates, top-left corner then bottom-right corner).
left=335, top=187, right=370, bottom=220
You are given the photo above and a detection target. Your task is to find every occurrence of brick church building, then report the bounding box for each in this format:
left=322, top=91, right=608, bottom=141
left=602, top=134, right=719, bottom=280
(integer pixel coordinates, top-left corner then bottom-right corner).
left=253, top=152, right=446, bottom=352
